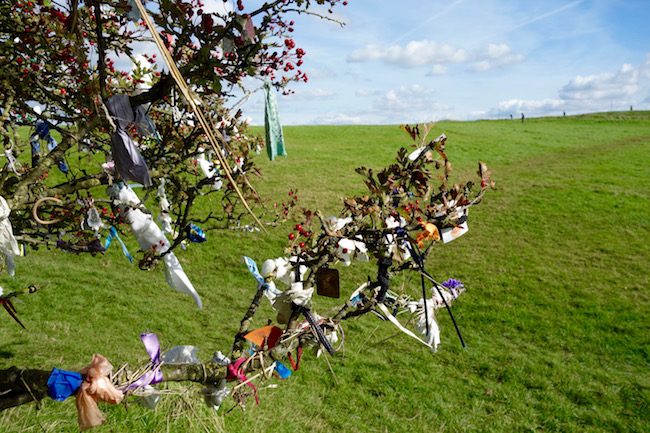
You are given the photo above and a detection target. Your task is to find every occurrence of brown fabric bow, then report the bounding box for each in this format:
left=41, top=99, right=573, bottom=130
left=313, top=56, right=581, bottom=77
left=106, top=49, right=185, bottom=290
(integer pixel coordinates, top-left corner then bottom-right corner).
left=75, top=354, right=124, bottom=431
left=416, top=222, right=441, bottom=249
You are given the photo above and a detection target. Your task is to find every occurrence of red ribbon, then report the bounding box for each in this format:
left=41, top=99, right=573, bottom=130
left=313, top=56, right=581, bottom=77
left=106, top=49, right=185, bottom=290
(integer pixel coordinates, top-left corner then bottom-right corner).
left=0, top=298, right=25, bottom=329
left=287, top=346, right=303, bottom=371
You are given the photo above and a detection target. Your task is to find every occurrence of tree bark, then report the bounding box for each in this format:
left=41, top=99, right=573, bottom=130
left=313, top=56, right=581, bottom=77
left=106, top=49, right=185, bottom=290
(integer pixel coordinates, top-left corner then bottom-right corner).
left=0, top=362, right=228, bottom=411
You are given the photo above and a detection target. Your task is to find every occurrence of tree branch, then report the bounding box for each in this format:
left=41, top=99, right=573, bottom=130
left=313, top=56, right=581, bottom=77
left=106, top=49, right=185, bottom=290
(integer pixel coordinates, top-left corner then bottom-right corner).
left=92, top=0, right=108, bottom=101
left=0, top=363, right=228, bottom=411
left=6, top=116, right=101, bottom=210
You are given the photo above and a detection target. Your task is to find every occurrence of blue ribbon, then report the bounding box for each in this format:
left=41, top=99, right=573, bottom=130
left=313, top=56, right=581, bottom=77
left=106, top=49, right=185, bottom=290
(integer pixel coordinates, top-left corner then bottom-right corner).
left=31, top=120, right=68, bottom=174
left=187, top=223, right=206, bottom=243
left=35, top=120, right=50, bottom=139
left=46, top=136, right=58, bottom=152
left=274, top=361, right=292, bottom=379
left=30, top=136, right=40, bottom=153
left=243, top=256, right=265, bottom=286
left=104, top=226, right=134, bottom=263
left=47, top=368, right=82, bottom=401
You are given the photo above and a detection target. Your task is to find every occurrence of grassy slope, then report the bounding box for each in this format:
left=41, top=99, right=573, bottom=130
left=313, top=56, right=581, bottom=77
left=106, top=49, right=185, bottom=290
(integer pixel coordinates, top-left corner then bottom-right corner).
left=1, top=112, right=649, bottom=432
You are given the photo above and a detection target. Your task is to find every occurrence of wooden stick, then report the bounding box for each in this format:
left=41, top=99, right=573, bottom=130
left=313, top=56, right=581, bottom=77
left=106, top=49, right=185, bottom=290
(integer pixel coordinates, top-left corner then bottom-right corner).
left=130, top=0, right=266, bottom=232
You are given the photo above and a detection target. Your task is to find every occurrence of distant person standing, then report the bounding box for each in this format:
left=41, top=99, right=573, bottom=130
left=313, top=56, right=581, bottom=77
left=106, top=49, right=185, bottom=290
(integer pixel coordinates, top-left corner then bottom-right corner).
left=510, top=114, right=513, bottom=120
left=521, top=113, right=525, bottom=123
left=563, top=111, right=566, bottom=117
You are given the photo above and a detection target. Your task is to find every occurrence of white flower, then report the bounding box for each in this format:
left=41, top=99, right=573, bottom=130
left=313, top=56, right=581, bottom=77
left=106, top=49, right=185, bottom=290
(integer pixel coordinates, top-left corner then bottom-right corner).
left=272, top=282, right=314, bottom=324
left=325, top=216, right=351, bottom=233
left=335, top=238, right=370, bottom=266
left=335, top=238, right=355, bottom=266
left=196, top=147, right=216, bottom=179
left=384, top=216, right=411, bottom=261
left=261, top=257, right=307, bottom=286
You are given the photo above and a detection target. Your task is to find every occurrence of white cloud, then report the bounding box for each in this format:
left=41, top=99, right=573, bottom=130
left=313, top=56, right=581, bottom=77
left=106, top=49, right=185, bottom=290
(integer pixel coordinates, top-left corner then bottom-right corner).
left=203, top=0, right=234, bottom=16
left=489, top=56, right=650, bottom=117
left=427, top=64, right=448, bottom=76
left=559, top=63, right=639, bottom=101
left=292, top=88, right=336, bottom=99
left=370, top=84, right=453, bottom=122
left=311, top=113, right=366, bottom=125
left=375, top=84, right=435, bottom=112
left=348, top=40, right=468, bottom=68
left=467, top=43, right=525, bottom=71
left=348, top=40, right=523, bottom=74
left=490, top=98, right=565, bottom=117
left=305, top=66, right=339, bottom=80
left=355, top=89, right=381, bottom=97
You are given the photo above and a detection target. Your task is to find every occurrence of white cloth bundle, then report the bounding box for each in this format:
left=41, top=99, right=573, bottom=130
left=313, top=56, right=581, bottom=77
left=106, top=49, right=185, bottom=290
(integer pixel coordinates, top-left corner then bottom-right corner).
left=0, top=196, right=20, bottom=276
left=195, top=147, right=223, bottom=190
left=109, top=184, right=202, bottom=308
left=259, top=256, right=313, bottom=323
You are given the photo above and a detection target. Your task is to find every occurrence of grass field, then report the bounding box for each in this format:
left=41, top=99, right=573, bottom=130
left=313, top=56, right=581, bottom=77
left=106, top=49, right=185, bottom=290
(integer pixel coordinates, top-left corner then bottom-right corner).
left=1, top=112, right=649, bottom=432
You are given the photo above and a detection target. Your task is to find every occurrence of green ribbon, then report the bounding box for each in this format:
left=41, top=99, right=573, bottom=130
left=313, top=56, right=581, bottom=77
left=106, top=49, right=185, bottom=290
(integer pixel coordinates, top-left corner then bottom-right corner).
left=264, top=80, right=287, bottom=161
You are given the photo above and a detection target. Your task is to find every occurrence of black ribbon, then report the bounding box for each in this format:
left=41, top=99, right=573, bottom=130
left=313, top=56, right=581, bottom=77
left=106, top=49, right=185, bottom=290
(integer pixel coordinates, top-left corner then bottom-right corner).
left=105, top=95, right=152, bottom=187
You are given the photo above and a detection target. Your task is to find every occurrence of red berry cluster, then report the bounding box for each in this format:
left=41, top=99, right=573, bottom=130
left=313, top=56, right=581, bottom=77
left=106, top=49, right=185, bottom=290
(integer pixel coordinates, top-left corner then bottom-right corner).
left=258, top=15, right=311, bottom=85
left=288, top=222, right=311, bottom=250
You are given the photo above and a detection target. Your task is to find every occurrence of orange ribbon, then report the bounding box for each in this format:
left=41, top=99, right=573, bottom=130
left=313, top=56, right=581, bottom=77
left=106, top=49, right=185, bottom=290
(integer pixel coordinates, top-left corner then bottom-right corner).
left=416, top=222, right=440, bottom=249
left=75, top=354, right=124, bottom=431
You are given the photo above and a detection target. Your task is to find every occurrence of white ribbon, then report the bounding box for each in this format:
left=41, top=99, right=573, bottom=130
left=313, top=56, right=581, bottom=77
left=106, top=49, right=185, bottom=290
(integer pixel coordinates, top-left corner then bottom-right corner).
left=376, top=303, right=433, bottom=350
left=0, top=196, right=21, bottom=276
left=109, top=184, right=202, bottom=308
left=3, top=148, right=21, bottom=176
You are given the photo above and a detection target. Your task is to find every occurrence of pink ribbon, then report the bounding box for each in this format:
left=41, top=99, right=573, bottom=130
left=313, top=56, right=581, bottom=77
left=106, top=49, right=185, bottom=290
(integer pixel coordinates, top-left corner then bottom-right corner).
left=75, top=354, right=124, bottom=431
left=227, top=357, right=259, bottom=405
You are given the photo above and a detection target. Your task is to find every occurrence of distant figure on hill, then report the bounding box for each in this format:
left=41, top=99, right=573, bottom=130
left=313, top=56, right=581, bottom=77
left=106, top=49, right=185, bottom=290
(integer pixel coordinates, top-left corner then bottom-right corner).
left=630, top=105, right=633, bottom=111
left=563, top=111, right=566, bottom=117
left=521, top=113, right=525, bottom=123
left=510, top=114, right=513, bottom=120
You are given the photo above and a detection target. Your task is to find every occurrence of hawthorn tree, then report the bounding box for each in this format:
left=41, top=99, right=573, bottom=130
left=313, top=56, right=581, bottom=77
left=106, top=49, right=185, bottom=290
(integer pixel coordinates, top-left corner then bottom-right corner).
left=0, top=1, right=496, bottom=430
left=0, top=0, right=340, bottom=263
left=0, top=122, right=493, bottom=425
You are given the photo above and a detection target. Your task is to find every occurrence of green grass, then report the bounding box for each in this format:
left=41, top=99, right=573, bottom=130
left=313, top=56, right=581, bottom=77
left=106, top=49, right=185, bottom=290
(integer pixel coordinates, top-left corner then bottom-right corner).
left=1, top=112, right=649, bottom=432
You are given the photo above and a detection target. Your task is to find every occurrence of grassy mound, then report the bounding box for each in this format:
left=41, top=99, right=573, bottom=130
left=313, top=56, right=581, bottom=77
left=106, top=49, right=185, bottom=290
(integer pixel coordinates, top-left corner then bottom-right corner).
left=1, top=112, right=649, bottom=432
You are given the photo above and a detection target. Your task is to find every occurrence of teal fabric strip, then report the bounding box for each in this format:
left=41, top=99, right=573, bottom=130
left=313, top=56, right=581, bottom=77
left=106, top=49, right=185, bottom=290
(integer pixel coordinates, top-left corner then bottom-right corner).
left=104, top=226, right=134, bottom=263
left=264, top=81, right=287, bottom=161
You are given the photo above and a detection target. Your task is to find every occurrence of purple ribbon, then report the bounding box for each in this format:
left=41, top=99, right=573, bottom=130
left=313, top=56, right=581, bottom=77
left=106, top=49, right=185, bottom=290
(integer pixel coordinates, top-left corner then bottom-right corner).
left=122, top=333, right=163, bottom=392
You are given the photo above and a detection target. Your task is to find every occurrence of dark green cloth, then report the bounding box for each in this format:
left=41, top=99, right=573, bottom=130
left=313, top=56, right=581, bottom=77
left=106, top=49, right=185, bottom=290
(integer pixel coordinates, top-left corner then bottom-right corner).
left=264, top=81, right=287, bottom=161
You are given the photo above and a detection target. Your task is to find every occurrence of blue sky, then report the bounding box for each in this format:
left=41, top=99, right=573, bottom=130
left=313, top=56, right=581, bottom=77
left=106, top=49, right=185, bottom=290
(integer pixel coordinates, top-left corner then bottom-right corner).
left=230, top=0, right=650, bottom=125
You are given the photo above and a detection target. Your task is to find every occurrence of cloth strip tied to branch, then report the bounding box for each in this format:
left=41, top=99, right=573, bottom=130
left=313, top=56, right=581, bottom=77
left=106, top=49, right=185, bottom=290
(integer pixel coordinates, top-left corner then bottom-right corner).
left=130, top=0, right=266, bottom=232
left=264, top=80, right=287, bottom=161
